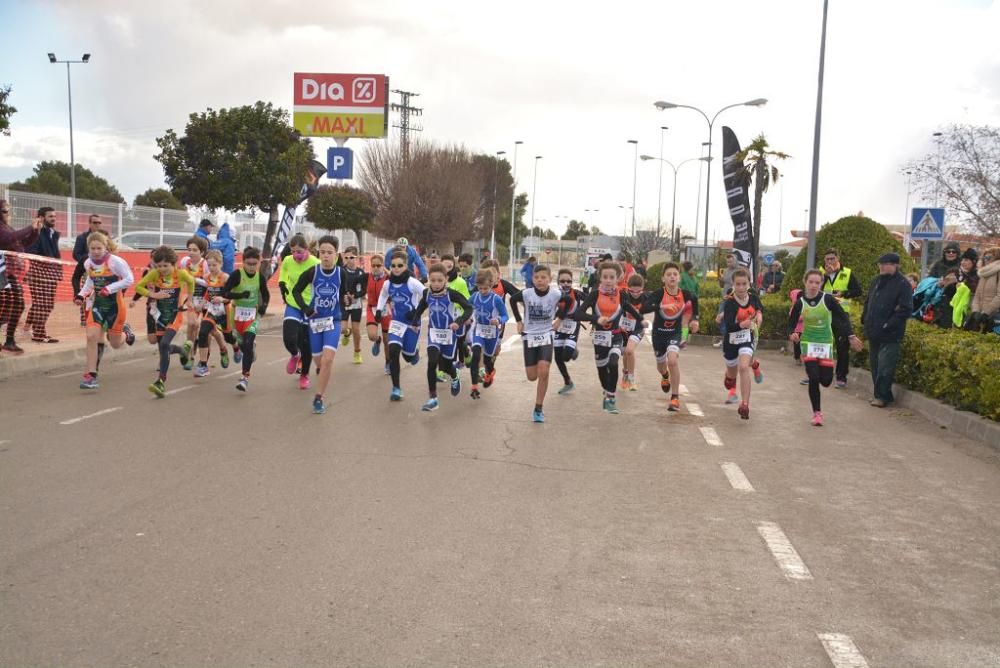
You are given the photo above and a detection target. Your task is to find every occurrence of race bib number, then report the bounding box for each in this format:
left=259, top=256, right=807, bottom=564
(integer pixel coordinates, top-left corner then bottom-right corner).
left=729, top=328, right=752, bottom=345
left=207, top=301, right=226, bottom=316
left=310, top=316, right=334, bottom=333
left=475, top=324, right=498, bottom=339
left=148, top=303, right=160, bottom=320
left=806, top=342, right=832, bottom=359
left=429, top=328, right=454, bottom=345
left=388, top=320, right=409, bottom=337
left=345, top=300, right=362, bottom=310
left=558, top=319, right=577, bottom=334
left=192, top=296, right=205, bottom=309
left=592, top=330, right=613, bottom=347
left=620, top=316, right=637, bottom=332
left=235, top=306, right=256, bottom=322
left=525, top=331, right=552, bottom=348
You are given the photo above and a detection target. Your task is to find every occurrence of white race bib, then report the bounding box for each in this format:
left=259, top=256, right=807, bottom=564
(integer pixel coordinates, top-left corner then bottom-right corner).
left=525, top=331, right=552, bottom=348
left=388, top=320, right=409, bottom=337
left=429, top=328, right=454, bottom=345
left=620, top=316, right=637, bottom=332
left=475, top=323, right=498, bottom=339
left=806, top=342, right=832, bottom=359
left=235, top=306, right=256, bottom=322
left=558, top=319, right=577, bottom=334
left=345, top=300, right=362, bottom=310
left=592, top=330, right=613, bottom=347
left=207, top=301, right=226, bottom=316
left=729, top=328, right=752, bottom=345
left=310, top=316, right=334, bottom=333
left=191, top=296, right=205, bottom=309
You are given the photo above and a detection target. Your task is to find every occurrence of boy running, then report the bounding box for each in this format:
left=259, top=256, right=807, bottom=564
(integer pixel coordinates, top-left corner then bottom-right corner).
left=721, top=268, right=763, bottom=419
left=365, top=254, right=391, bottom=374
left=640, top=262, right=700, bottom=412
left=467, top=268, right=509, bottom=399
left=620, top=273, right=648, bottom=391
left=279, top=234, right=319, bottom=389
left=553, top=268, right=585, bottom=395
left=193, top=250, right=238, bottom=377
left=221, top=247, right=270, bottom=392
left=179, top=236, right=209, bottom=370
left=374, top=250, right=427, bottom=401
left=339, top=246, right=368, bottom=364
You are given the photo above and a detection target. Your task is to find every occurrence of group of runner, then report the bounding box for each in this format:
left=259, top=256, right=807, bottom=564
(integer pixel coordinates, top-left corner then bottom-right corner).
left=72, top=232, right=858, bottom=426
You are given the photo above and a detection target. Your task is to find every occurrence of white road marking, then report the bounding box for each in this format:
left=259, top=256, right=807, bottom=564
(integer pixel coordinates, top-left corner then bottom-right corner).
left=60, top=406, right=123, bottom=425
left=0, top=440, right=10, bottom=445
left=756, top=521, right=813, bottom=581
left=501, top=334, right=520, bottom=351
left=164, top=384, right=197, bottom=396
left=49, top=369, right=84, bottom=378
left=267, top=357, right=288, bottom=365
left=220, top=371, right=243, bottom=379
left=114, top=357, right=149, bottom=366
left=720, top=462, right=754, bottom=491
left=687, top=402, right=705, bottom=417
left=679, top=384, right=690, bottom=395
left=50, top=355, right=151, bottom=377
left=817, top=633, right=870, bottom=668
left=699, top=426, right=723, bottom=447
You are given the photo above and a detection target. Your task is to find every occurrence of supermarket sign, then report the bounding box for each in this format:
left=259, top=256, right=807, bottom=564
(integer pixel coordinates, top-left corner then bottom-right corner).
left=293, top=73, right=389, bottom=138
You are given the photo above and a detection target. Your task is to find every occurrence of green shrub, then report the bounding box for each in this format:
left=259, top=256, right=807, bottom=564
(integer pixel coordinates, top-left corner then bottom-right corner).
left=782, top=215, right=917, bottom=298
left=645, top=262, right=667, bottom=291
left=699, top=280, right=722, bottom=298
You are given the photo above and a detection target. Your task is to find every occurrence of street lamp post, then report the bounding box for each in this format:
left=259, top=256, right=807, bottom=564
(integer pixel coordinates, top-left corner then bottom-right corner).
left=508, top=140, right=523, bottom=278
left=529, top=156, right=543, bottom=250
left=48, top=51, right=90, bottom=235
left=627, top=139, right=639, bottom=236
left=806, top=0, right=829, bottom=270
left=617, top=205, right=632, bottom=238
left=654, top=97, right=767, bottom=252
left=655, top=126, right=667, bottom=240
left=640, top=154, right=708, bottom=258
left=490, top=150, right=506, bottom=258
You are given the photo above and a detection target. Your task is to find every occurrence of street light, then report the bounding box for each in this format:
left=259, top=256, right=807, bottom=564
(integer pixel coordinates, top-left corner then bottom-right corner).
left=627, top=139, right=639, bottom=236
left=48, top=51, right=91, bottom=234
left=640, top=154, right=709, bottom=257
left=655, top=126, right=668, bottom=240
left=617, top=205, right=632, bottom=238
left=508, top=140, right=523, bottom=279
left=806, top=0, right=829, bottom=270
left=654, top=96, right=767, bottom=250
left=530, top=155, right=543, bottom=236
left=490, top=150, right=506, bottom=257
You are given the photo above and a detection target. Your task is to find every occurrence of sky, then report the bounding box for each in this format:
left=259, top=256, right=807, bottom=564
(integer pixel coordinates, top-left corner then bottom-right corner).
left=1, top=0, right=998, bottom=246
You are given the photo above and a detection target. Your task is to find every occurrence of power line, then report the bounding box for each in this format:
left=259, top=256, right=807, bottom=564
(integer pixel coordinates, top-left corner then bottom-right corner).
left=390, top=89, right=423, bottom=162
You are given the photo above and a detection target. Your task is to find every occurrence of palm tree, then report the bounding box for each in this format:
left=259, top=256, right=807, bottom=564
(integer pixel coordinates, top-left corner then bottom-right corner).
left=736, top=134, right=790, bottom=262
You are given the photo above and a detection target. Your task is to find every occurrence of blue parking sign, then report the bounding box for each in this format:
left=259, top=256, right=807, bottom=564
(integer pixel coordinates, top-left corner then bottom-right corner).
left=327, top=147, right=353, bottom=180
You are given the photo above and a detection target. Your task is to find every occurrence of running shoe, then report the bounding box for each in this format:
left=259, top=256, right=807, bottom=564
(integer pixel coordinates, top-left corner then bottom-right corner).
left=470, top=387, right=481, bottom=400
left=384, top=362, right=391, bottom=376
left=800, top=378, right=810, bottom=386
left=79, top=373, right=99, bottom=390
left=1, top=341, right=24, bottom=354
left=753, top=363, right=763, bottom=384
left=738, top=402, right=750, bottom=420
left=558, top=382, right=575, bottom=396
left=299, top=374, right=311, bottom=390
left=353, top=351, right=363, bottom=365
left=660, top=374, right=671, bottom=394
left=372, top=338, right=381, bottom=356
left=571, top=347, right=579, bottom=361
left=236, top=376, right=248, bottom=392
left=341, top=331, right=351, bottom=347
left=234, top=348, right=243, bottom=364
left=811, top=410, right=824, bottom=427
left=603, top=397, right=619, bottom=414
left=483, top=370, right=496, bottom=388
left=668, top=397, right=680, bottom=412
left=532, top=408, right=545, bottom=423
left=436, top=370, right=448, bottom=383
left=726, top=389, right=740, bottom=404
left=390, top=387, right=403, bottom=401
left=629, top=374, right=638, bottom=392
left=123, top=323, right=135, bottom=346
left=621, top=376, right=632, bottom=391
left=194, top=365, right=209, bottom=378
left=450, top=374, right=461, bottom=397
left=312, top=396, right=326, bottom=414
left=148, top=378, right=166, bottom=398
left=464, top=351, right=472, bottom=366
left=835, top=379, right=847, bottom=389
left=286, top=353, right=300, bottom=375
left=422, top=397, right=439, bottom=412
left=181, top=341, right=194, bottom=370
left=220, top=350, right=230, bottom=368
left=409, top=352, right=420, bottom=366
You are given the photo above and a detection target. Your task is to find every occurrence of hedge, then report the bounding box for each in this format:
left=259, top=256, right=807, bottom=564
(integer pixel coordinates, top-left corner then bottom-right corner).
left=695, top=295, right=791, bottom=341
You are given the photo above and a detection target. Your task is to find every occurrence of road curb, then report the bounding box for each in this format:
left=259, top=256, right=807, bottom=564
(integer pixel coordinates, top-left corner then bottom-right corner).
left=0, top=315, right=283, bottom=381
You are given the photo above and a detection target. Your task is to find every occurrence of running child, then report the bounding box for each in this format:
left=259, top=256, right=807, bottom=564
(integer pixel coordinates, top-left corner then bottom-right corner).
left=129, top=249, right=157, bottom=346
left=408, top=263, right=473, bottom=411
left=291, top=235, right=344, bottom=414
left=179, top=236, right=209, bottom=370
left=640, top=262, right=700, bottom=412
left=221, top=246, right=270, bottom=392
left=339, top=246, right=368, bottom=364
left=788, top=269, right=862, bottom=426
left=509, top=263, right=570, bottom=423
left=75, top=231, right=135, bottom=389
left=279, top=234, right=319, bottom=389
left=620, top=273, right=648, bottom=391
left=480, top=258, right=520, bottom=377
left=552, top=268, right=585, bottom=395
left=441, top=254, right=472, bottom=370
left=374, top=250, right=427, bottom=401
left=721, top=268, right=763, bottom=419
left=467, top=268, right=509, bottom=399
left=193, top=250, right=238, bottom=377
left=365, top=253, right=391, bottom=374
left=134, top=245, right=196, bottom=397
left=576, top=261, right=644, bottom=414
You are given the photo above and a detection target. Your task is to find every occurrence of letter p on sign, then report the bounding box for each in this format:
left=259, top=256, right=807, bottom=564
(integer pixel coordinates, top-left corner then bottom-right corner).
left=327, top=147, right=354, bottom=180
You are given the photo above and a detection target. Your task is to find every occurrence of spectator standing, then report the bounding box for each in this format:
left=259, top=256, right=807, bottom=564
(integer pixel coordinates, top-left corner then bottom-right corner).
left=196, top=218, right=215, bottom=242
left=718, top=252, right=737, bottom=294
left=209, top=222, right=236, bottom=274
left=520, top=256, right=536, bottom=287
left=0, top=199, right=41, bottom=353
left=966, top=246, right=1000, bottom=334
left=761, top=260, right=785, bottom=294
left=821, top=248, right=863, bottom=388
left=928, top=241, right=961, bottom=278
left=861, top=253, right=913, bottom=408
left=680, top=261, right=700, bottom=297
left=23, top=207, right=62, bottom=342
left=72, top=214, right=104, bottom=325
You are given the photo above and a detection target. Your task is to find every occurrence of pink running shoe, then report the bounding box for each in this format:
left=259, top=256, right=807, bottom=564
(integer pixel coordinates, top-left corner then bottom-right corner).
left=811, top=411, right=824, bottom=427
left=286, top=353, right=301, bottom=375
left=299, top=374, right=311, bottom=390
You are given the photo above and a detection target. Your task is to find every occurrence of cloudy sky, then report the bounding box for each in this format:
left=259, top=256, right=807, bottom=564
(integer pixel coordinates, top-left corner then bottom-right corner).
left=1, top=0, right=998, bottom=245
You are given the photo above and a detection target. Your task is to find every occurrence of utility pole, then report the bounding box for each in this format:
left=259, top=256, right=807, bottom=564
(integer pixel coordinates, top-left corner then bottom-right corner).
left=390, top=89, right=423, bottom=162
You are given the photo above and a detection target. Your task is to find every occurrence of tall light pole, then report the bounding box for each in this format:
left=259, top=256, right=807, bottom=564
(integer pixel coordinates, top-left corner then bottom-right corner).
left=924, top=131, right=945, bottom=276
left=641, top=155, right=708, bottom=257
left=530, top=155, right=543, bottom=239
left=654, top=97, right=767, bottom=251
left=627, top=139, right=639, bottom=236
left=508, top=140, right=523, bottom=278
left=694, top=141, right=709, bottom=244
left=490, top=150, right=506, bottom=257
left=617, top=205, right=632, bottom=238
left=805, top=0, right=829, bottom=270
left=655, top=126, right=668, bottom=239
left=778, top=173, right=785, bottom=243
left=48, top=51, right=90, bottom=233
left=903, top=170, right=913, bottom=227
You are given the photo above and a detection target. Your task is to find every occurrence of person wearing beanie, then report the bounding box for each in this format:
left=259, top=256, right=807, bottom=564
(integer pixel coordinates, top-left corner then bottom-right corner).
left=929, top=241, right=961, bottom=278
left=861, top=253, right=913, bottom=407
left=966, top=246, right=1000, bottom=333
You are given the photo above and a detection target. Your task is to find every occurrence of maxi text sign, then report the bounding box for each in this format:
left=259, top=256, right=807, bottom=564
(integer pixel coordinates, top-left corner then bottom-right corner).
left=293, top=73, right=388, bottom=138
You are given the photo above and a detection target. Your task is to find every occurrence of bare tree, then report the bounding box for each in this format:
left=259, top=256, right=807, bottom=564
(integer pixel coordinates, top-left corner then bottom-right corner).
left=904, top=124, right=1000, bottom=236
left=620, top=230, right=670, bottom=263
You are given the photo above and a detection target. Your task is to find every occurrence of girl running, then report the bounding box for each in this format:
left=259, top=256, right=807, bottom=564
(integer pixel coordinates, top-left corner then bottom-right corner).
left=75, top=231, right=135, bottom=389
left=374, top=250, right=427, bottom=402
left=641, top=262, right=700, bottom=412
left=179, top=236, right=209, bottom=370
left=553, top=268, right=585, bottom=395
left=620, top=273, right=647, bottom=391
left=721, top=269, right=763, bottom=419
left=788, top=269, right=862, bottom=426
left=339, top=246, right=367, bottom=364
left=365, top=254, right=391, bottom=374
left=408, top=263, right=473, bottom=411
left=279, top=234, right=319, bottom=390
left=193, top=250, right=238, bottom=377
left=441, top=254, right=472, bottom=370
left=221, top=247, right=270, bottom=392
left=467, top=268, right=509, bottom=399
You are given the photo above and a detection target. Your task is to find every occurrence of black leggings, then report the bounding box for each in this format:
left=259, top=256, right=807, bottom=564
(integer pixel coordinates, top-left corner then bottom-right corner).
left=241, top=332, right=256, bottom=375
left=554, top=346, right=574, bottom=384
left=426, top=347, right=456, bottom=395
left=158, top=329, right=181, bottom=378
left=805, top=361, right=834, bottom=411
left=388, top=343, right=417, bottom=389
left=197, top=320, right=238, bottom=351
left=469, top=345, right=496, bottom=386
left=595, top=347, right=620, bottom=395
left=282, top=319, right=313, bottom=375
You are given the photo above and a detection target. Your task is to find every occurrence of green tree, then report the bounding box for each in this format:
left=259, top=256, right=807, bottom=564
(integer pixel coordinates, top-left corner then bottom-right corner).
left=307, top=184, right=376, bottom=247
left=589, top=225, right=602, bottom=236
left=772, top=248, right=792, bottom=267
left=134, top=187, right=185, bottom=210
left=562, top=219, right=588, bottom=240
left=155, top=101, right=314, bottom=261
left=0, top=84, right=16, bottom=136
left=10, top=160, right=125, bottom=202
left=735, top=134, right=790, bottom=262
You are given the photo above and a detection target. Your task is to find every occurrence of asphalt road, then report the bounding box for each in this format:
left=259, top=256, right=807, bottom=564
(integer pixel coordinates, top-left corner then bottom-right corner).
left=1, top=331, right=998, bottom=667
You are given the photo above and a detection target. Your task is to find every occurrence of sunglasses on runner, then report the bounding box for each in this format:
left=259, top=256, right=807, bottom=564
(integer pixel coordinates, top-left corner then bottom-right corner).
left=558, top=279, right=573, bottom=284
left=390, top=263, right=406, bottom=269
left=344, top=255, right=357, bottom=260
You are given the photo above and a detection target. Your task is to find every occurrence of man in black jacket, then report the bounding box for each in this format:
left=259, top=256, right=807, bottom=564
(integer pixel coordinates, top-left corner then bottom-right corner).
left=24, top=207, right=62, bottom=343
left=72, top=214, right=104, bottom=325
left=861, top=253, right=914, bottom=407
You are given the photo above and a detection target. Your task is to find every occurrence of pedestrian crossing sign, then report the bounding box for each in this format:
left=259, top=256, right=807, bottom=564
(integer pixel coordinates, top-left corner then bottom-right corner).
left=911, top=208, right=945, bottom=239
